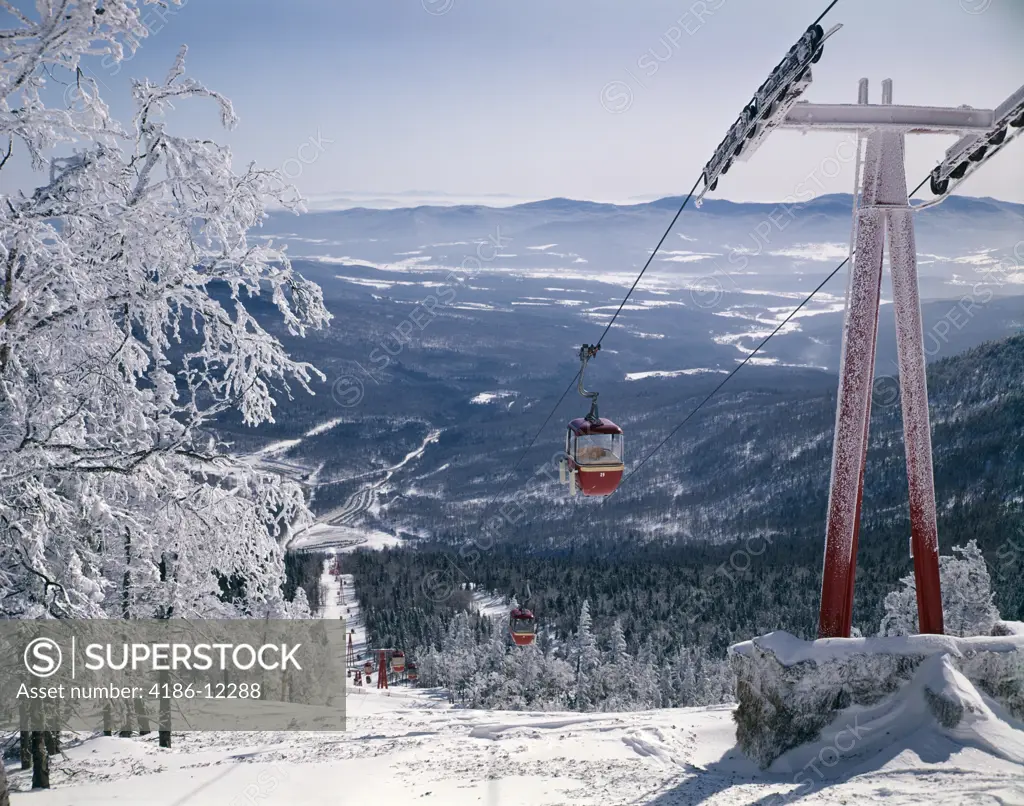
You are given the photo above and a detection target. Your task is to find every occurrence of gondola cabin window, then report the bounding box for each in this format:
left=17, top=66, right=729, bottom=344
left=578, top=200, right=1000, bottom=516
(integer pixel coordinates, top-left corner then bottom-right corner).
left=574, top=432, right=623, bottom=464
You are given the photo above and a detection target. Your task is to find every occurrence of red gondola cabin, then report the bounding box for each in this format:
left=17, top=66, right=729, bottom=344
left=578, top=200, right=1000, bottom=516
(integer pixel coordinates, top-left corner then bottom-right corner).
left=390, top=650, right=406, bottom=673
left=509, top=608, right=537, bottom=646
left=562, top=417, right=624, bottom=496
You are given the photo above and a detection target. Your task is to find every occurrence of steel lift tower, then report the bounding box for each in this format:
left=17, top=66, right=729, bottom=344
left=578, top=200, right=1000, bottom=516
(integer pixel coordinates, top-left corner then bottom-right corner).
left=695, top=20, right=1024, bottom=639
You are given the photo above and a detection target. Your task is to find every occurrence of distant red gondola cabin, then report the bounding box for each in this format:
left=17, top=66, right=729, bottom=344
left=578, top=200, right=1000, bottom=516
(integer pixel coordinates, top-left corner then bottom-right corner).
left=509, top=608, right=537, bottom=646
left=406, top=662, right=418, bottom=682
left=390, top=650, right=406, bottom=673
left=565, top=417, right=624, bottom=496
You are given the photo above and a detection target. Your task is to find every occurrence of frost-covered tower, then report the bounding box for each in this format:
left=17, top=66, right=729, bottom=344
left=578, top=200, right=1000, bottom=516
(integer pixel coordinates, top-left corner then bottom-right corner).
left=782, top=78, right=1024, bottom=639
left=694, top=16, right=1024, bottom=639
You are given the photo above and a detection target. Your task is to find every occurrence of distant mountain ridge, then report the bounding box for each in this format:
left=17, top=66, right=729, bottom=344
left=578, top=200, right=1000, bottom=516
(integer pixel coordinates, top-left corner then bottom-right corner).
left=263, top=191, right=1024, bottom=312
left=288, top=191, right=1024, bottom=217
left=265, top=192, right=1024, bottom=257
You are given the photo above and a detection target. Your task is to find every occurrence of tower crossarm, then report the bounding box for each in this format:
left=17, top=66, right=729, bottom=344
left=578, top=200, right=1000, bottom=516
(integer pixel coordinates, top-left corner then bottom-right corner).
left=778, top=102, right=995, bottom=134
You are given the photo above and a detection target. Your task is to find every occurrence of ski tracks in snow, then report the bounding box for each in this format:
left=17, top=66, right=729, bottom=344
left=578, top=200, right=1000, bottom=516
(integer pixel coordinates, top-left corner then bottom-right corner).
left=320, top=427, right=441, bottom=527
left=621, top=725, right=698, bottom=768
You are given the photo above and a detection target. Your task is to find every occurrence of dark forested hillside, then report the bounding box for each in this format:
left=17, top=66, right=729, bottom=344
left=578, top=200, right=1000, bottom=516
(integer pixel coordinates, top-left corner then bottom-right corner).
left=341, top=335, right=1024, bottom=676
left=431, top=334, right=1024, bottom=554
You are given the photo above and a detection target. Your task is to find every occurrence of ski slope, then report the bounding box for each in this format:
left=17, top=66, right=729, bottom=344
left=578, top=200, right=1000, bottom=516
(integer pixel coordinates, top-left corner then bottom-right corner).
left=10, top=570, right=1024, bottom=804
left=314, top=427, right=442, bottom=527
left=284, top=426, right=441, bottom=554
left=11, top=686, right=1024, bottom=804
left=288, top=521, right=402, bottom=553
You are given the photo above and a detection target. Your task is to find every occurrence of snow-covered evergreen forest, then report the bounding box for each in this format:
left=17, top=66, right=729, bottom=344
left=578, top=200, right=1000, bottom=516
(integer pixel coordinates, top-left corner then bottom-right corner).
left=337, top=537, right=1007, bottom=712
left=413, top=602, right=733, bottom=712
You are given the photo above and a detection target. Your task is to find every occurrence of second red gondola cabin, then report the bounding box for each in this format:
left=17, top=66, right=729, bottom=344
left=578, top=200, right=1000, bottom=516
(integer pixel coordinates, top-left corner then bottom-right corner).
left=509, top=608, right=537, bottom=646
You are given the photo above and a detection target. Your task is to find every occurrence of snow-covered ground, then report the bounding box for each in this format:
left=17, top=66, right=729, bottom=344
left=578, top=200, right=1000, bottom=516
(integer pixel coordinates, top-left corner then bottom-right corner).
left=471, top=587, right=512, bottom=621
left=10, top=572, right=1024, bottom=804
left=625, top=368, right=729, bottom=381
left=319, top=559, right=367, bottom=662
left=11, top=687, right=1024, bottom=804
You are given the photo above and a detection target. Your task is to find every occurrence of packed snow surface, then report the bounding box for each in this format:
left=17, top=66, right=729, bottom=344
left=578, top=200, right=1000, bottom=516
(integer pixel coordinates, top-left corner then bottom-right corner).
left=470, top=391, right=516, bottom=404
left=288, top=522, right=401, bottom=553
left=12, top=580, right=1024, bottom=805
left=12, top=675, right=1024, bottom=805
left=304, top=418, right=344, bottom=438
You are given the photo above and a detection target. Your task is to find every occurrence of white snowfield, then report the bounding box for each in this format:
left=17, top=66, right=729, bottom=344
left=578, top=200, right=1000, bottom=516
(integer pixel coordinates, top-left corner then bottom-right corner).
left=10, top=680, right=1024, bottom=805
left=625, top=368, right=729, bottom=381
left=10, top=578, right=1024, bottom=804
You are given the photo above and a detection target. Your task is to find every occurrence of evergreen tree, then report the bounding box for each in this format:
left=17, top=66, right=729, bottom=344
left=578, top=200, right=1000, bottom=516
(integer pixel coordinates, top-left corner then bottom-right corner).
left=942, top=540, right=1001, bottom=637
left=574, top=600, right=601, bottom=711
left=288, top=586, right=311, bottom=619
left=608, top=619, right=629, bottom=666
left=679, top=651, right=698, bottom=706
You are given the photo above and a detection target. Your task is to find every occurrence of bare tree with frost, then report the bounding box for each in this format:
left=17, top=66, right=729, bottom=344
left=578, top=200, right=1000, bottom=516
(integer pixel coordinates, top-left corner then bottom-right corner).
left=0, top=3, right=329, bottom=626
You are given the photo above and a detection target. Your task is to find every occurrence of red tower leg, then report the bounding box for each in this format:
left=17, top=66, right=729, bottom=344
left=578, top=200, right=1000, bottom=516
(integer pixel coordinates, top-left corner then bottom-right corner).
left=819, top=131, right=886, bottom=639
left=887, top=205, right=944, bottom=634
left=841, top=241, right=884, bottom=638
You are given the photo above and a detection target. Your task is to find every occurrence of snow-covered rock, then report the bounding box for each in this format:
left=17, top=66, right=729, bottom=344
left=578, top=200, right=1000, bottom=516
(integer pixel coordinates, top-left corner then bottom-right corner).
left=729, top=630, right=1024, bottom=768
left=771, top=653, right=1024, bottom=778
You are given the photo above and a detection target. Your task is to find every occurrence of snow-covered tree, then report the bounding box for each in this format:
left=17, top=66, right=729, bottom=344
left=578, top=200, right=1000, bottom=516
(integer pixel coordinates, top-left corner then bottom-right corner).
left=0, top=3, right=328, bottom=620
left=409, top=604, right=734, bottom=713
left=599, top=618, right=634, bottom=710
left=942, top=541, right=1001, bottom=637
left=0, top=4, right=334, bottom=790
left=414, top=613, right=572, bottom=711
left=879, top=540, right=1000, bottom=638
left=678, top=654, right=697, bottom=705
left=608, top=618, right=629, bottom=667
left=288, top=585, right=312, bottom=619
left=573, top=599, right=601, bottom=710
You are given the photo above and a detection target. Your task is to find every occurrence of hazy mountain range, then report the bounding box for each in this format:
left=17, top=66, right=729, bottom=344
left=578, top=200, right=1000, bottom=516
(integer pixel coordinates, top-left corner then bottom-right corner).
left=216, top=192, right=1024, bottom=545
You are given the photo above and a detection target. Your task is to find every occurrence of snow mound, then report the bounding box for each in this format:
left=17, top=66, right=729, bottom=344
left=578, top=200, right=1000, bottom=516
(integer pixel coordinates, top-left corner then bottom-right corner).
left=772, top=653, right=1024, bottom=776
left=730, top=629, right=1024, bottom=666
left=730, top=630, right=1024, bottom=768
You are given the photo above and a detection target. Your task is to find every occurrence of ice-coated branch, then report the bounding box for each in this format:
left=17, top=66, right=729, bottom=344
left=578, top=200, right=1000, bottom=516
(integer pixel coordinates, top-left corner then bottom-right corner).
left=0, top=2, right=331, bottom=623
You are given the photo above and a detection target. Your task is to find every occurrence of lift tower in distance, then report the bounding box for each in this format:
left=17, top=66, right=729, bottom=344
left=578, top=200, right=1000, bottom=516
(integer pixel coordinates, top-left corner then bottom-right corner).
left=694, top=19, right=1024, bottom=639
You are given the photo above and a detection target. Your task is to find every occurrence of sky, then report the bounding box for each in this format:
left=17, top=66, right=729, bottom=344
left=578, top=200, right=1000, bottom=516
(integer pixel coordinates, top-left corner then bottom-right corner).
left=4, top=0, right=1024, bottom=207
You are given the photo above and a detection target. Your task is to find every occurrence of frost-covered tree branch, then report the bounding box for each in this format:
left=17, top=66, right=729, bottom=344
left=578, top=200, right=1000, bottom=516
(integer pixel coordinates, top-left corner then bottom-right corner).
left=0, top=1, right=329, bottom=622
